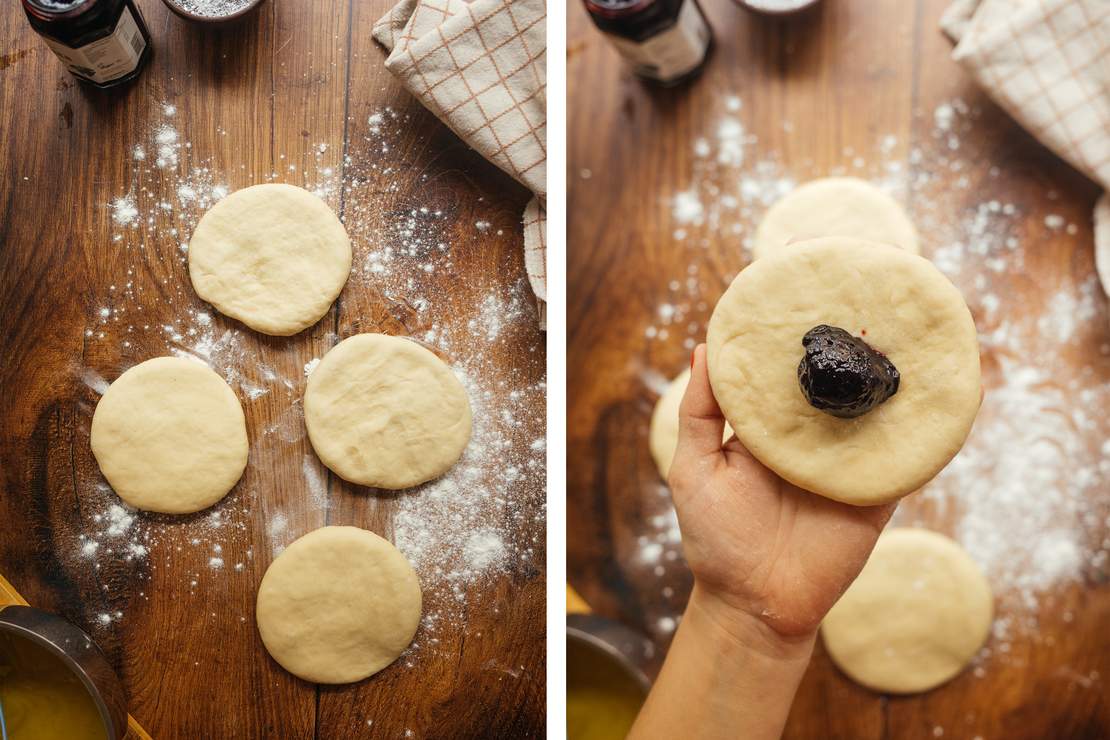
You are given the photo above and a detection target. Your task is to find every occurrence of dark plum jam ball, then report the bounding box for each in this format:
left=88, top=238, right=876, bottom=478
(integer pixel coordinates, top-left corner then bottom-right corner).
left=797, top=325, right=900, bottom=418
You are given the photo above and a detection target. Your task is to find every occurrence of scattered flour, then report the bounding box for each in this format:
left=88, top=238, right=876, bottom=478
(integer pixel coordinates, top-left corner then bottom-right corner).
left=716, top=117, right=745, bottom=168
left=672, top=190, right=704, bottom=224
left=391, top=361, right=544, bottom=624
left=267, top=511, right=288, bottom=539
left=72, top=101, right=546, bottom=658
left=104, top=504, right=135, bottom=537
left=111, top=196, right=138, bottom=226
left=463, top=531, right=507, bottom=571
left=153, top=124, right=180, bottom=169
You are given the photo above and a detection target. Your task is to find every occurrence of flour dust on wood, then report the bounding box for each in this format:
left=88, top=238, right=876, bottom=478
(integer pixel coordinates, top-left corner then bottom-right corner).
left=70, top=101, right=545, bottom=675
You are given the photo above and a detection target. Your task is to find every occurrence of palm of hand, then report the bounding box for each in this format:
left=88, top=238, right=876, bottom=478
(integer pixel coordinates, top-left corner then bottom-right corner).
left=671, top=442, right=895, bottom=638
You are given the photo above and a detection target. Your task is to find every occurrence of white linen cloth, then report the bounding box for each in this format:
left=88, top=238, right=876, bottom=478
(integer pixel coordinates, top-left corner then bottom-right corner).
left=374, top=0, right=548, bottom=325
left=941, top=0, right=1109, bottom=296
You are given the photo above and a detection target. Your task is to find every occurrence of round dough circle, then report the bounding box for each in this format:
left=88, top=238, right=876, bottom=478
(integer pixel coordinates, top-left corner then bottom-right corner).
left=753, top=177, right=919, bottom=260
left=649, top=369, right=734, bottom=480
left=188, top=183, right=352, bottom=336
left=256, top=526, right=422, bottom=684
left=90, top=356, right=248, bottom=514
left=821, top=528, right=993, bottom=694
left=706, top=237, right=980, bottom=505
left=305, top=334, right=472, bottom=489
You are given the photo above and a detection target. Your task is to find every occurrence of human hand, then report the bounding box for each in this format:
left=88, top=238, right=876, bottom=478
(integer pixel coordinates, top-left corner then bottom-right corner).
left=669, top=344, right=896, bottom=646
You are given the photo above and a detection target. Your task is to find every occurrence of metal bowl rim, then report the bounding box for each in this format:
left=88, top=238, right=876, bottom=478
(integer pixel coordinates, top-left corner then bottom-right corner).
left=566, top=618, right=653, bottom=694
left=736, top=0, right=822, bottom=15
left=160, top=0, right=266, bottom=24
left=0, top=610, right=118, bottom=738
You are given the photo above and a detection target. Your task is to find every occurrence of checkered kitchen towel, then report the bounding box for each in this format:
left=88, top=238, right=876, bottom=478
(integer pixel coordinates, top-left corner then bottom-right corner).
left=375, top=0, right=548, bottom=326
left=941, top=0, right=1110, bottom=296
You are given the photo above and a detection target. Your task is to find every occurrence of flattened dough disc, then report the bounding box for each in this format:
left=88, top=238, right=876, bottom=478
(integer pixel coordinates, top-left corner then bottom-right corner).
left=188, top=183, right=352, bottom=336
left=706, top=237, right=980, bottom=505
left=90, top=356, right=248, bottom=514
left=649, top=368, right=733, bottom=480
left=256, top=526, right=422, bottom=684
left=753, top=177, right=919, bottom=260
left=304, top=333, right=472, bottom=489
left=821, top=528, right=993, bottom=694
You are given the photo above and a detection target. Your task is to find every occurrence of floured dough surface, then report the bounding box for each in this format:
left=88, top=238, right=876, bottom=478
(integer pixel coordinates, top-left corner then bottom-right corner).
left=90, top=356, right=248, bottom=514
left=821, top=528, right=993, bottom=694
left=304, top=333, right=472, bottom=489
left=706, top=237, right=980, bottom=505
left=1095, top=192, right=1109, bottom=299
left=256, top=526, right=422, bottom=684
left=188, top=183, right=352, bottom=336
left=649, top=368, right=734, bottom=479
left=753, top=177, right=919, bottom=259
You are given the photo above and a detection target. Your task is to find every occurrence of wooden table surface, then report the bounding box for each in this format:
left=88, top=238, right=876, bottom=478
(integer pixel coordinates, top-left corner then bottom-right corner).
left=569, top=1, right=1109, bottom=738
left=0, top=2, right=545, bottom=738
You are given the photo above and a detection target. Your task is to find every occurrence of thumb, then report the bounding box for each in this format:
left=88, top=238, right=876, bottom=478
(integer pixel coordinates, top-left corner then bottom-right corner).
left=674, top=344, right=728, bottom=467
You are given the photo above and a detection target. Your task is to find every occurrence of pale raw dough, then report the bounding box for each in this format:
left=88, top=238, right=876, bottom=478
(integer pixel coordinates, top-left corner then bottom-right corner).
left=706, top=237, right=981, bottom=505
left=188, top=183, right=352, bottom=336
left=649, top=368, right=734, bottom=480
left=90, top=356, right=248, bottom=514
left=256, top=526, right=421, bottom=684
left=821, top=528, right=993, bottom=694
left=1095, top=192, right=1109, bottom=299
left=304, top=333, right=472, bottom=489
left=752, top=177, right=919, bottom=260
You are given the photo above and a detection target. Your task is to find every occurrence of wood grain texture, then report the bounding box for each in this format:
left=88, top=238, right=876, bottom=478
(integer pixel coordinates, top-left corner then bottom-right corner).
left=568, top=1, right=1109, bottom=738
left=0, top=1, right=544, bottom=738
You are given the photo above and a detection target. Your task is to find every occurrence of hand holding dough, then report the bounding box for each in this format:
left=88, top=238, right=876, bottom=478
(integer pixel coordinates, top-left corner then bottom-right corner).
left=649, top=368, right=733, bottom=480
left=707, top=237, right=981, bottom=505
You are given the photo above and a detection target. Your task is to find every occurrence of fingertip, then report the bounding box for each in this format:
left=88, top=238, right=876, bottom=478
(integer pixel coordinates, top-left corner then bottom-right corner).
left=692, top=342, right=706, bottom=370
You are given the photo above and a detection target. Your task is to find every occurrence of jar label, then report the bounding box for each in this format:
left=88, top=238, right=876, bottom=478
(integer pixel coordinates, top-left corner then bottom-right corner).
left=42, top=6, right=146, bottom=84
left=605, top=0, right=711, bottom=82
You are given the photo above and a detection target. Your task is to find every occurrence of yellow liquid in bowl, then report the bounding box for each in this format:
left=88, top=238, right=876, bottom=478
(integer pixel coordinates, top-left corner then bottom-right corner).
left=567, top=639, right=646, bottom=740
left=0, top=633, right=107, bottom=740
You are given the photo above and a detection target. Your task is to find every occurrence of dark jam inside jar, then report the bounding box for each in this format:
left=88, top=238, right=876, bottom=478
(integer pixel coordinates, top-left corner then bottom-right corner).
left=584, top=0, right=687, bottom=43
left=23, top=0, right=151, bottom=88
left=582, top=0, right=713, bottom=85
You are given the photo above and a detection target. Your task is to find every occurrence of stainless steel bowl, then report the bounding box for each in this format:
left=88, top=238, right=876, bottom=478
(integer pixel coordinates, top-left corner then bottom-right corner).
left=0, top=605, right=127, bottom=740
left=567, top=613, right=657, bottom=694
